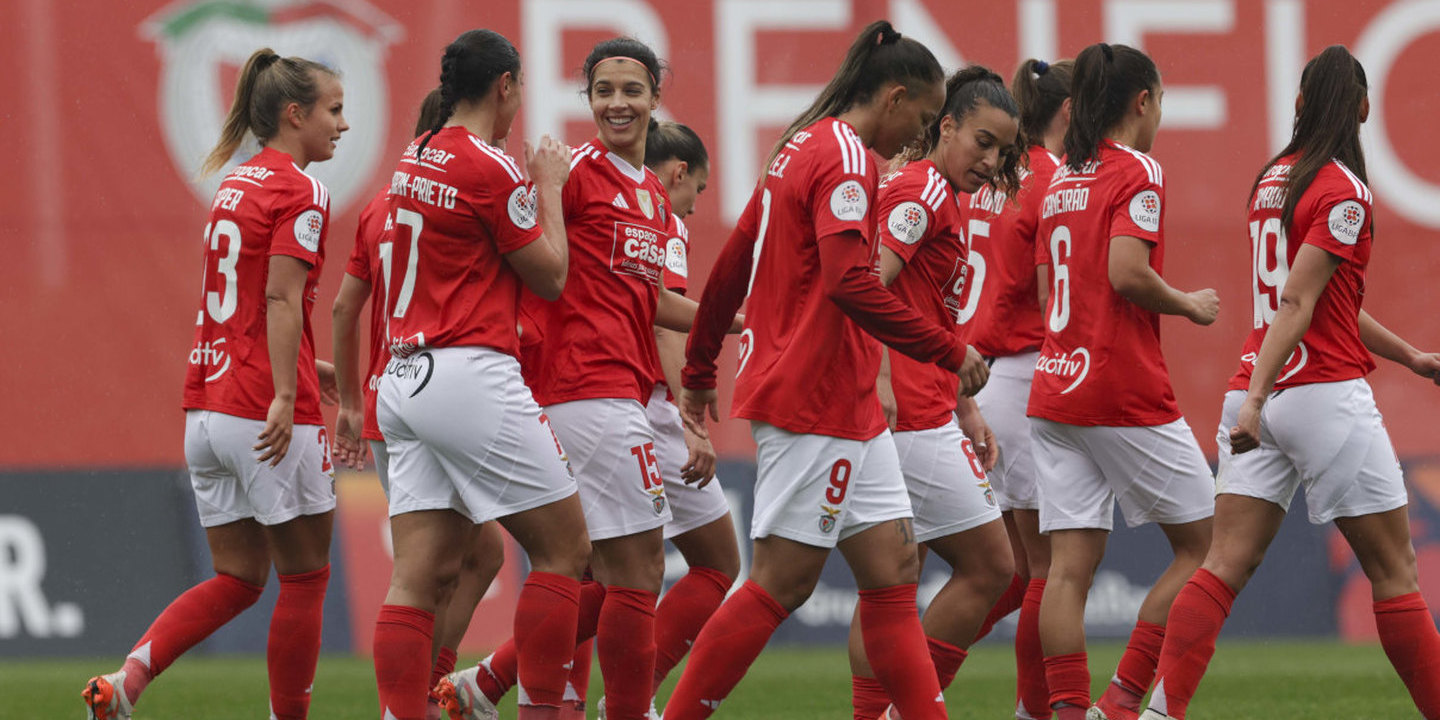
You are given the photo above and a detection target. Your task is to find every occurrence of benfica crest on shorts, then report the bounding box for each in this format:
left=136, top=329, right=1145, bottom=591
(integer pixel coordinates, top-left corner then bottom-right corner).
left=819, top=505, right=841, bottom=533
left=647, top=486, right=667, bottom=515
left=979, top=479, right=997, bottom=508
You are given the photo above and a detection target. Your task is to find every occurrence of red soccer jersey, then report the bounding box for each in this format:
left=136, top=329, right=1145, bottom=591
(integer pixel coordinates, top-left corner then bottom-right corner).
left=878, top=160, right=968, bottom=432
left=524, top=139, right=673, bottom=406
left=1228, top=157, right=1375, bottom=391
left=650, top=214, right=691, bottom=389
left=183, top=147, right=329, bottom=425
left=1028, top=140, right=1179, bottom=426
left=343, top=187, right=389, bottom=442
left=682, top=118, right=965, bottom=440
left=962, top=146, right=1058, bottom=357
left=383, top=127, right=542, bottom=359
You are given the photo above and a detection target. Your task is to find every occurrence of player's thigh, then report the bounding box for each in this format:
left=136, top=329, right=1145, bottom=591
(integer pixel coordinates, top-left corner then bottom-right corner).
left=975, top=353, right=1041, bottom=511
left=1270, top=380, right=1408, bottom=524
left=383, top=347, right=576, bottom=525
left=648, top=391, right=731, bottom=540
left=1086, top=421, right=1215, bottom=529
left=749, top=423, right=909, bottom=550
left=894, top=419, right=1001, bottom=544
left=546, top=397, right=671, bottom=541
left=1030, top=418, right=1114, bottom=532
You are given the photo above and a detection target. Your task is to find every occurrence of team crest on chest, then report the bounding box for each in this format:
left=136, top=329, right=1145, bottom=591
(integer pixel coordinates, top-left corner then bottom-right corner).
left=636, top=189, right=654, bottom=220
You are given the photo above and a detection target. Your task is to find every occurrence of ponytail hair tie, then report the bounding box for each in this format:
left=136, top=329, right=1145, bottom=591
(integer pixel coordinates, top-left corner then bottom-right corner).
left=876, top=25, right=901, bottom=45
left=1100, top=43, right=1115, bottom=61
left=257, top=51, right=282, bottom=72
left=1034, top=60, right=1050, bottom=75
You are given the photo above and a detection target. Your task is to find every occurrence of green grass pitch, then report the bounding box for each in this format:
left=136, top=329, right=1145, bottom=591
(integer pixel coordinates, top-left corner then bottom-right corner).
left=1, top=640, right=1418, bottom=719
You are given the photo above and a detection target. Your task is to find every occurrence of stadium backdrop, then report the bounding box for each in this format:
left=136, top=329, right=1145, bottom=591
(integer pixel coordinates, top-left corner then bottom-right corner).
left=3, top=0, right=1440, bottom=657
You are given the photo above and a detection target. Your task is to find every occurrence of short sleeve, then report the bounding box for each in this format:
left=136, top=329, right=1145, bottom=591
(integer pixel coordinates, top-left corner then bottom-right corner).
left=663, top=215, right=690, bottom=294
left=1108, top=160, right=1164, bottom=246
left=810, top=130, right=875, bottom=242
left=1299, top=173, right=1369, bottom=262
left=875, top=173, right=937, bottom=264
left=479, top=153, right=544, bottom=255
left=270, top=177, right=328, bottom=265
left=346, top=195, right=386, bottom=282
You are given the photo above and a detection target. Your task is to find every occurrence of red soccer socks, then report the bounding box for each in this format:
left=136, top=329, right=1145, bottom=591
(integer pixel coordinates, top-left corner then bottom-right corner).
left=121, top=572, right=264, bottom=703
left=1146, top=569, right=1235, bottom=720
left=664, top=581, right=788, bottom=720
left=1375, top=591, right=1440, bottom=719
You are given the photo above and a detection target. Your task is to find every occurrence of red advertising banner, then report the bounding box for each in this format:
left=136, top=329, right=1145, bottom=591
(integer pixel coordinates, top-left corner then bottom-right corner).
left=3, top=0, right=1439, bottom=468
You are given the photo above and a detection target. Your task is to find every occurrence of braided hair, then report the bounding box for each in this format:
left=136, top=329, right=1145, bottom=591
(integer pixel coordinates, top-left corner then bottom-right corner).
left=414, top=29, right=521, bottom=156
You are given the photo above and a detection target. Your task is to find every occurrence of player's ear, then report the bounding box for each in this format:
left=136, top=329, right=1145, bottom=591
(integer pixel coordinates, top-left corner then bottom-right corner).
left=283, top=101, right=306, bottom=129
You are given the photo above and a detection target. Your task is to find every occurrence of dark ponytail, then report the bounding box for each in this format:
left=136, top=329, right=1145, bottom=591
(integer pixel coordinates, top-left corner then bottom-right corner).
left=768, top=20, right=943, bottom=164
left=1012, top=58, right=1074, bottom=147
left=413, top=87, right=444, bottom=139
left=201, top=48, right=335, bottom=175
left=645, top=120, right=708, bottom=172
left=1251, top=45, right=1368, bottom=229
left=415, top=29, right=521, bottom=156
left=1064, top=43, right=1159, bottom=171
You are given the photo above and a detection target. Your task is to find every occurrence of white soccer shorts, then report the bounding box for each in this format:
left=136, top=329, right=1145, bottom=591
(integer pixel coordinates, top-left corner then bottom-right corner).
left=544, top=397, right=673, bottom=541
left=749, top=422, right=913, bottom=549
left=1215, top=380, right=1407, bottom=524
left=377, top=346, right=577, bottom=524
left=645, top=384, right=731, bottom=539
left=1031, top=417, right=1215, bottom=532
left=184, top=410, right=336, bottom=527
left=975, top=352, right=1041, bottom=511
left=894, top=417, right=1002, bottom=542
left=370, top=439, right=390, bottom=496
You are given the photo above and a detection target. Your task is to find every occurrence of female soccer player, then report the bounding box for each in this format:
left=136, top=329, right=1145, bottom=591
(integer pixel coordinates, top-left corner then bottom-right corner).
left=1141, top=45, right=1440, bottom=720
left=960, top=56, right=1073, bottom=720
left=330, top=88, right=506, bottom=720
left=456, top=121, right=735, bottom=720
left=369, top=29, right=590, bottom=720
left=642, top=120, right=740, bottom=694
left=849, top=65, right=1022, bottom=720
left=1027, top=43, right=1217, bottom=720
left=670, top=21, right=992, bottom=720
left=446, top=37, right=701, bottom=720
left=82, top=48, right=347, bottom=720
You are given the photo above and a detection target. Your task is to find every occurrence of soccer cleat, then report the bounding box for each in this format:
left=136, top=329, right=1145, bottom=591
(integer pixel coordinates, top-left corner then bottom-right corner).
left=876, top=704, right=902, bottom=720
left=435, top=667, right=500, bottom=720
left=82, top=671, right=134, bottom=720
left=597, top=695, right=662, bottom=720
left=1137, top=711, right=1173, bottom=720
left=1086, top=706, right=1110, bottom=720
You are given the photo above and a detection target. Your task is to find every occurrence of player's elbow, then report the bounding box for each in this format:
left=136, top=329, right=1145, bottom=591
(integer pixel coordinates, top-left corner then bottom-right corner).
left=1108, top=265, right=1149, bottom=302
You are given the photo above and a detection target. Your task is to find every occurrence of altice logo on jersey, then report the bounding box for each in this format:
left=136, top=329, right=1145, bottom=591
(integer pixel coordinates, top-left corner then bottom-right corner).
left=1035, top=347, right=1091, bottom=395
left=142, top=0, right=402, bottom=214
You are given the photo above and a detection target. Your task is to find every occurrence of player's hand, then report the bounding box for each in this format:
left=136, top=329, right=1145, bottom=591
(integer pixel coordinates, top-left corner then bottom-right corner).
left=526, top=135, right=570, bottom=190
left=680, top=427, right=718, bottom=487
left=1408, top=351, right=1440, bottom=386
left=1185, top=289, right=1220, bottom=326
left=679, top=387, right=719, bottom=440
left=315, top=359, right=340, bottom=405
left=255, top=397, right=296, bottom=466
left=333, top=406, right=367, bottom=470
left=958, top=410, right=999, bottom=472
left=957, top=345, right=990, bottom=397
left=1229, top=395, right=1264, bottom=454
